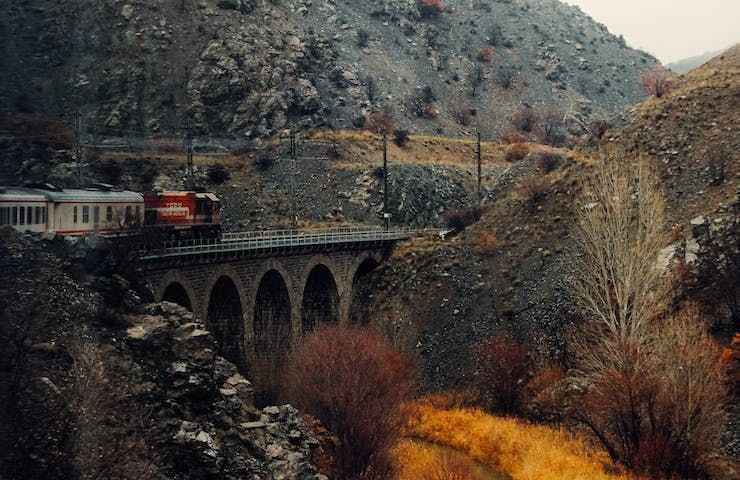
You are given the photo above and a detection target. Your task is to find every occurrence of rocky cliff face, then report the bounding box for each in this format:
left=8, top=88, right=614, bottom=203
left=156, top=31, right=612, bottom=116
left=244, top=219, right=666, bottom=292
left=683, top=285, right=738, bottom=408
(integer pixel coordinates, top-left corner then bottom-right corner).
left=0, top=0, right=658, bottom=139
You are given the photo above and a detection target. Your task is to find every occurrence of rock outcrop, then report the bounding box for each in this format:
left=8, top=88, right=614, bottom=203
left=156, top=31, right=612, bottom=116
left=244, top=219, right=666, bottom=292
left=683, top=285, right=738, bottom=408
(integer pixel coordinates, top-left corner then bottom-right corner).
left=125, top=302, right=327, bottom=480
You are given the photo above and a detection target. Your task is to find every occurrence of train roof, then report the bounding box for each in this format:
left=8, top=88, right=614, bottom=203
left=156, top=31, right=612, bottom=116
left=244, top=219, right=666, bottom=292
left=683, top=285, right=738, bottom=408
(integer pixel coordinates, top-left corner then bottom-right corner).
left=0, top=186, right=143, bottom=203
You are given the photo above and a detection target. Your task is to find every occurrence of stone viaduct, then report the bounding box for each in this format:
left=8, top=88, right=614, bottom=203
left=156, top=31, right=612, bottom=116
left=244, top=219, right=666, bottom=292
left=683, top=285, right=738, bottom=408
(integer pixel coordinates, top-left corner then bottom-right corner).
left=138, top=229, right=411, bottom=370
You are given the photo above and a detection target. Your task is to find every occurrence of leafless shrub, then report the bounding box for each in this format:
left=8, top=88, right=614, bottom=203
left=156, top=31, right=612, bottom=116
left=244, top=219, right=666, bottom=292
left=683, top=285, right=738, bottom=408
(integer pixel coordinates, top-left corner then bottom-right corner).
left=282, top=325, right=416, bottom=480
left=538, top=109, right=568, bottom=146
left=515, top=176, right=549, bottom=209
left=366, top=109, right=396, bottom=136
left=641, top=66, right=675, bottom=98
left=511, top=104, right=538, bottom=133
left=534, top=151, right=562, bottom=173
left=472, top=334, right=531, bottom=413
left=443, top=207, right=482, bottom=232
left=450, top=104, right=475, bottom=126
left=477, top=47, right=494, bottom=63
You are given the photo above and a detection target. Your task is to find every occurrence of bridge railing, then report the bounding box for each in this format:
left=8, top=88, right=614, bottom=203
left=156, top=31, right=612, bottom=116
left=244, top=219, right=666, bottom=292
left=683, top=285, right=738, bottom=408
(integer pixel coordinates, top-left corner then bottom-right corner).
left=141, top=227, right=437, bottom=261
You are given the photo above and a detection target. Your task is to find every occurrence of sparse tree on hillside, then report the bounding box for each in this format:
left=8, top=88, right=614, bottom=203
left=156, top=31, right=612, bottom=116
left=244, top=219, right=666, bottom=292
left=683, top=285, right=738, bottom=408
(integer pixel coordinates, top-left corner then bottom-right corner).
left=641, top=66, right=674, bottom=98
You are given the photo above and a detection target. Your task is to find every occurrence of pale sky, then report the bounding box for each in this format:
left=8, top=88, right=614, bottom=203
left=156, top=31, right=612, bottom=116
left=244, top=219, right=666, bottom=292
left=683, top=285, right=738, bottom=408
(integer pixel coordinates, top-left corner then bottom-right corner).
left=563, top=0, right=740, bottom=63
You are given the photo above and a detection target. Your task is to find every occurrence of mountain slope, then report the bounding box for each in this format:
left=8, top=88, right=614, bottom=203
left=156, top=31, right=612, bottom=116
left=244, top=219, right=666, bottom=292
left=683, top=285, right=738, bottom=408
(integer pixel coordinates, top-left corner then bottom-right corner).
left=667, top=46, right=731, bottom=74
left=0, top=0, right=658, bottom=139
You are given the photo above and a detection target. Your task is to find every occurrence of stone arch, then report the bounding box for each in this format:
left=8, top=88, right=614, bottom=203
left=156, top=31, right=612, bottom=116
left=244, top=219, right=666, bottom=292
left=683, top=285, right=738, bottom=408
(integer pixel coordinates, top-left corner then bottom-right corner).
left=253, top=268, right=294, bottom=358
left=162, top=282, right=193, bottom=311
left=153, top=270, right=198, bottom=312
left=301, top=263, right=341, bottom=333
left=251, top=267, right=294, bottom=407
left=348, top=253, right=383, bottom=325
left=205, top=270, right=246, bottom=366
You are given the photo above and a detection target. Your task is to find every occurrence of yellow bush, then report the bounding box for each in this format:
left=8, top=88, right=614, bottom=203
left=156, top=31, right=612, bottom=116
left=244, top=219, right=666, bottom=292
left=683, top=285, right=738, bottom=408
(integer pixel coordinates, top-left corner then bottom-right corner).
left=400, top=401, right=635, bottom=480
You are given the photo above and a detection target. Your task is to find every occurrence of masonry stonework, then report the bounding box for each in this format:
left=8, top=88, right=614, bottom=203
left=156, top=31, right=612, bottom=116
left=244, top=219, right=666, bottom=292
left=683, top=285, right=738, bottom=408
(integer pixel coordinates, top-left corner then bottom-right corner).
left=143, top=247, right=388, bottom=367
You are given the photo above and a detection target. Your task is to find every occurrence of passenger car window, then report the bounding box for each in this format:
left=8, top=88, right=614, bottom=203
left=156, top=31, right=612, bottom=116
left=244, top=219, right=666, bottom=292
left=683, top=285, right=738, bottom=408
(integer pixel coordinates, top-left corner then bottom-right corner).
left=11, top=206, right=17, bottom=225
left=106, top=206, right=113, bottom=222
left=73, top=206, right=78, bottom=224
left=19, top=206, right=25, bottom=225
left=82, top=206, right=90, bottom=223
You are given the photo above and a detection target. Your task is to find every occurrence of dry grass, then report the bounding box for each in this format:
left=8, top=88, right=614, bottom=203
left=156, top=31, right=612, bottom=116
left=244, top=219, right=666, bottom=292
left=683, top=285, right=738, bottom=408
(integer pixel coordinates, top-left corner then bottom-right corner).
left=311, top=129, right=509, bottom=169
left=394, top=440, right=486, bottom=480
left=400, top=401, right=634, bottom=480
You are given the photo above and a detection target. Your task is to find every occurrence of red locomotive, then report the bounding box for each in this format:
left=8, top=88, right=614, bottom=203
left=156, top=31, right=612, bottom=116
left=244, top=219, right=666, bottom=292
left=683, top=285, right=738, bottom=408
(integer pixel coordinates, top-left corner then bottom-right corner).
left=143, top=191, right=222, bottom=239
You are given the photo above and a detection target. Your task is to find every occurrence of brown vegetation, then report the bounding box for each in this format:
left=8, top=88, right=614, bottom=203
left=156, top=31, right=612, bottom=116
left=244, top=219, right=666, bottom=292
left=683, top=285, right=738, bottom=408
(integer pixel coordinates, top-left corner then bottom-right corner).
left=472, top=230, right=500, bottom=256
left=505, top=142, right=529, bottom=162
left=366, top=110, right=396, bottom=136
left=477, top=47, right=494, bottom=63
left=472, top=334, right=531, bottom=413
left=443, top=206, right=483, bottom=232
left=418, top=0, right=445, bottom=18
left=641, top=66, right=675, bottom=98
left=515, top=176, right=549, bottom=208
left=511, top=105, right=539, bottom=133
left=282, top=325, right=416, bottom=480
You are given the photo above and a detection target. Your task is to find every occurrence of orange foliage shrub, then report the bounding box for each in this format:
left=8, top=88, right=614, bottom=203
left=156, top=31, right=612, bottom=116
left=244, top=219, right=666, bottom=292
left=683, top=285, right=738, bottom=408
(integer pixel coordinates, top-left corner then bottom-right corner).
left=472, top=334, right=531, bottom=413
left=505, top=143, right=529, bottom=162
left=477, top=47, right=494, bottom=63
left=282, top=325, right=417, bottom=480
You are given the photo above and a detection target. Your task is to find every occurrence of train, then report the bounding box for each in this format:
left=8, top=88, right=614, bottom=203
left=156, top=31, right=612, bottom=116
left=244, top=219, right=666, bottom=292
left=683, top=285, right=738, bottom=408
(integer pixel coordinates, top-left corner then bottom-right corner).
left=0, top=183, right=222, bottom=239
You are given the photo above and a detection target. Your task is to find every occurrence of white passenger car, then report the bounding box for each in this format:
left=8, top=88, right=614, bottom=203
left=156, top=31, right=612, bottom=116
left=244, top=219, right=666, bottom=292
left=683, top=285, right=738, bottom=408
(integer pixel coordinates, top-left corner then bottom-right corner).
left=0, top=184, right=144, bottom=236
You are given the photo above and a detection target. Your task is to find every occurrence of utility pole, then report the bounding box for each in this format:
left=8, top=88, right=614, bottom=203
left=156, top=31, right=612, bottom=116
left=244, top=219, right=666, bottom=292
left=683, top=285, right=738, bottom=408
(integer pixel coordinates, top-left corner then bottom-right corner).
left=476, top=129, right=482, bottom=205
left=74, top=112, right=84, bottom=188
left=382, top=133, right=390, bottom=230
left=289, top=131, right=298, bottom=229
left=183, top=128, right=194, bottom=190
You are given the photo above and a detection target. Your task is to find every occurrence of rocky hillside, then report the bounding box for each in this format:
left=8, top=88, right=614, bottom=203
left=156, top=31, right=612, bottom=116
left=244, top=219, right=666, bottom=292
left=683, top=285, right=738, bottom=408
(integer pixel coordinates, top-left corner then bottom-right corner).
left=613, top=44, right=740, bottom=223
left=0, top=0, right=657, bottom=140
left=0, top=229, right=328, bottom=480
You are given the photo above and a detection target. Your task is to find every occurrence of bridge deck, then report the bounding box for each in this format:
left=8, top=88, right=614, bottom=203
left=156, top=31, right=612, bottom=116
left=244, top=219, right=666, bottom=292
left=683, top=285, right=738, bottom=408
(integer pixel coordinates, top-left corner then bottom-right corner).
left=140, top=227, right=425, bottom=262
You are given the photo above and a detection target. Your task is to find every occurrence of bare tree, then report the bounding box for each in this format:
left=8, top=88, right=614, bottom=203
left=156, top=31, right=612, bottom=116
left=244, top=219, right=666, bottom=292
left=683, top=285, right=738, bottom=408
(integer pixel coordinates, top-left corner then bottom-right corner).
left=571, top=153, right=670, bottom=342
left=567, top=152, right=729, bottom=478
